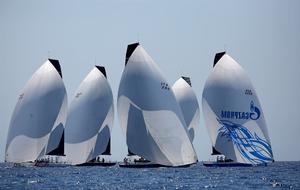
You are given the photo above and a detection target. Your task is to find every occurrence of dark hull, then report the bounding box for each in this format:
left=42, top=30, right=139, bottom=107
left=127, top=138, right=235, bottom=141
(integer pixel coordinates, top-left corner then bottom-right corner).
left=34, top=162, right=70, bottom=167
left=76, top=162, right=117, bottom=167
left=119, top=162, right=194, bottom=168
left=203, top=161, right=255, bottom=167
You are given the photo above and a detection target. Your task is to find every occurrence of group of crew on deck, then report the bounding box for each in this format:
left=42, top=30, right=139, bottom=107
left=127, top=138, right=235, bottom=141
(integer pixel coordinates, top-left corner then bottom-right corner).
left=216, top=156, right=233, bottom=163
left=123, top=157, right=149, bottom=164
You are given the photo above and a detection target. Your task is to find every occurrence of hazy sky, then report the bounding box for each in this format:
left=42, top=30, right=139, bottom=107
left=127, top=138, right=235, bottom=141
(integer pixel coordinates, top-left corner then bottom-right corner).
left=0, top=0, right=299, bottom=162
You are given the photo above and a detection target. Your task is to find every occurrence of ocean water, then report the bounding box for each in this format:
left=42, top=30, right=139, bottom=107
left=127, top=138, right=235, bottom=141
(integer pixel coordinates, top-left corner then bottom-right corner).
left=0, top=161, right=299, bottom=189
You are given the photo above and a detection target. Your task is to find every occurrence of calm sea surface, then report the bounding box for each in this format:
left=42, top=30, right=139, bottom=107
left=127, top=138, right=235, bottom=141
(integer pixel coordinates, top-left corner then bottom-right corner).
left=0, top=161, right=299, bottom=189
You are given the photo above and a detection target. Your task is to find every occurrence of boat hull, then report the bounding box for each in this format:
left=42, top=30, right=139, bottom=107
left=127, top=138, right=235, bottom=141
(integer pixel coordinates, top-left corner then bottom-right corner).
left=202, top=161, right=265, bottom=167
left=8, top=162, right=69, bottom=167
left=118, top=162, right=194, bottom=168
left=34, top=162, right=70, bottom=167
left=76, top=162, right=116, bottom=167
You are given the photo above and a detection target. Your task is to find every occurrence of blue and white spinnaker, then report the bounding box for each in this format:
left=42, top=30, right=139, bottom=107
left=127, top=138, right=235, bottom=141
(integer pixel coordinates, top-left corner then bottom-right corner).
left=202, top=52, right=273, bottom=165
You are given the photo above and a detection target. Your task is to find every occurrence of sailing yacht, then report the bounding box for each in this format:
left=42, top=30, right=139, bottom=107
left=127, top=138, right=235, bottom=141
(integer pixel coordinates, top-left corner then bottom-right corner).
left=172, top=77, right=200, bottom=142
left=5, top=59, right=68, bottom=166
left=65, top=66, right=115, bottom=166
left=202, top=52, right=274, bottom=167
left=118, top=43, right=197, bottom=167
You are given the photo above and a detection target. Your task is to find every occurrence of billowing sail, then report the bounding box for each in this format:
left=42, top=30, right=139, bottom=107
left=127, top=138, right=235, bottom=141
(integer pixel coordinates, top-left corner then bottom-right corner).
left=172, top=77, right=200, bottom=142
left=5, top=59, right=68, bottom=163
left=202, top=52, right=273, bottom=164
left=65, top=66, right=114, bottom=165
left=118, top=43, right=197, bottom=166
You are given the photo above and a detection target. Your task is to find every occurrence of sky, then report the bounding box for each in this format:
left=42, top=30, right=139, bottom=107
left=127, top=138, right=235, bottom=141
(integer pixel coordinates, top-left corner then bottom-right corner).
left=0, top=0, right=299, bottom=162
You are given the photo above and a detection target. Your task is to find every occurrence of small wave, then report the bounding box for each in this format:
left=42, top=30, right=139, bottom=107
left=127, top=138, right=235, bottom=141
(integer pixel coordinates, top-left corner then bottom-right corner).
left=27, top=180, right=38, bottom=184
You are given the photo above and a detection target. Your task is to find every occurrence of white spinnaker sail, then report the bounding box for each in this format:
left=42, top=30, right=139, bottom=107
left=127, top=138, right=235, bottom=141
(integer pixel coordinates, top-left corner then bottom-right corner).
left=202, top=52, right=273, bottom=164
left=118, top=43, right=197, bottom=166
left=65, top=66, right=114, bottom=165
left=5, top=59, right=68, bottom=163
left=172, top=77, right=200, bottom=142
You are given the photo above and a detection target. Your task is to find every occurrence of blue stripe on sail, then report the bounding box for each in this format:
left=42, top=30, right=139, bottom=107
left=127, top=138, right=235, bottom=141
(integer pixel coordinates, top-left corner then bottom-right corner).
left=217, top=119, right=273, bottom=164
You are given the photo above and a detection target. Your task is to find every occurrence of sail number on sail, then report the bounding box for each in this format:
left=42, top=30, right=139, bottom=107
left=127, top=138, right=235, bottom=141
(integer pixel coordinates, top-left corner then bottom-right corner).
left=161, top=82, right=170, bottom=90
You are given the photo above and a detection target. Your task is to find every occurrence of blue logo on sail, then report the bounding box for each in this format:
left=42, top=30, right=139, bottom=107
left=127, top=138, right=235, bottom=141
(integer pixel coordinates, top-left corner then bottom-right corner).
left=249, top=101, right=260, bottom=120
left=217, top=119, right=273, bottom=164
left=220, top=101, right=260, bottom=120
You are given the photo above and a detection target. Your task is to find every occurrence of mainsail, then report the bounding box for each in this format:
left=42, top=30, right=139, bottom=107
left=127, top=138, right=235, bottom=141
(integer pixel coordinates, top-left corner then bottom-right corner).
left=202, top=52, right=274, bottom=164
left=5, top=59, right=68, bottom=163
left=65, top=66, right=114, bottom=165
left=172, top=77, right=200, bottom=142
left=117, top=43, right=197, bottom=166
